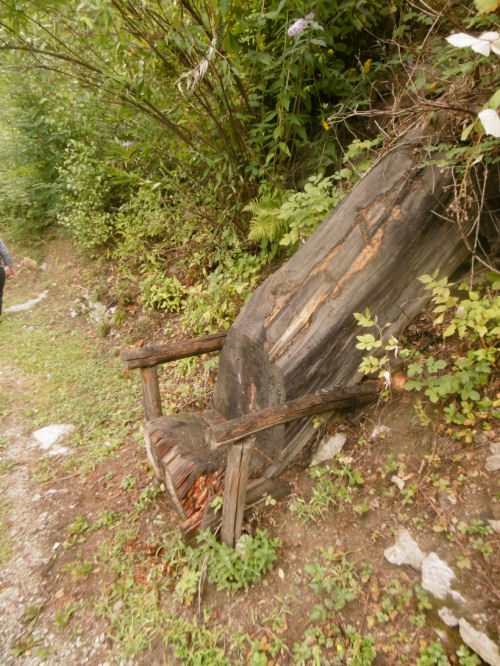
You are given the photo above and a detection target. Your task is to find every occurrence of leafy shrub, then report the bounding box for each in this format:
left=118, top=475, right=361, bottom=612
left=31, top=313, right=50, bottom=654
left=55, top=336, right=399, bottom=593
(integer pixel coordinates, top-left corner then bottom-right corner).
left=170, top=528, right=280, bottom=603
left=0, top=68, right=72, bottom=238
left=182, top=250, right=264, bottom=333
left=57, top=140, right=120, bottom=253
left=355, top=271, right=500, bottom=440
left=194, top=528, right=280, bottom=592
left=140, top=274, right=185, bottom=312
left=246, top=137, right=380, bottom=256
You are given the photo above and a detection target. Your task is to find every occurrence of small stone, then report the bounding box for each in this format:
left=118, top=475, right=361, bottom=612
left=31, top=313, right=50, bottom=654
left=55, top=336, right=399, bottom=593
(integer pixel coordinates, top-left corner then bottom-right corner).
left=384, top=529, right=425, bottom=570
left=489, top=442, right=500, bottom=455
left=473, top=432, right=488, bottom=445
left=312, top=433, right=347, bottom=463
left=112, top=600, right=124, bottom=613
left=438, top=606, right=459, bottom=627
left=32, top=424, right=75, bottom=449
left=459, top=618, right=500, bottom=666
left=488, top=520, right=500, bottom=534
left=421, top=553, right=456, bottom=600
left=370, top=425, right=391, bottom=440
left=438, top=490, right=457, bottom=509
left=391, top=475, right=405, bottom=490
left=485, top=454, right=500, bottom=472
left=20, top=256, right=38, bottom=270
left=491, top=501, right=500, bottom=521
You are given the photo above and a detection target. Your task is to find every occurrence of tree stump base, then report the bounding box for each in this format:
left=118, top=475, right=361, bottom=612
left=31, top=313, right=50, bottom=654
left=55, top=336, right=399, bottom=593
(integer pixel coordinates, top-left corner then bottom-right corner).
left=144, top=411, right=293, bottom=538
left=144, top=412, right=226, bottom=523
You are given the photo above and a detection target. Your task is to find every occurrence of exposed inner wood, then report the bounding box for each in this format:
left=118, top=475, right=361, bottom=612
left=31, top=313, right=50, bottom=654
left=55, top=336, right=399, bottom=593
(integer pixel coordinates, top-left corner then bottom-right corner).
left=127, top=128, right=471, bottom=545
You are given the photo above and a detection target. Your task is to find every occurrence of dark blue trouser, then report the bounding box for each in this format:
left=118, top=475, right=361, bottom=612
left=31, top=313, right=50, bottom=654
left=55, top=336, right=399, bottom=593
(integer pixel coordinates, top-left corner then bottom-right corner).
left=0, top=267, right=5, bottom=315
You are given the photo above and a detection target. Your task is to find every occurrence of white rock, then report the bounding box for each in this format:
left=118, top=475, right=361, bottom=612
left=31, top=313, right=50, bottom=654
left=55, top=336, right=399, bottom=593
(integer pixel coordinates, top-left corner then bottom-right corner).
left=485, top=454, right=500, bottom=472
left=33, top=424, right=75, bottom=449
left=5, top=290, right=48, bottom=313
left=459, top=618, right=500, bottom=666
left=370, top=425, right=391, bottom=440
left=490, top=442, right=500, bottom=455
left=312, top=433, right=347, bottom=463
left=421, top=553, right=455, bottom=600
left=391, top=475, right=405, bottom=490
left=488, top=520, right=500, bottom=533
left=438, top=606, right=460, bottom=627
left=384, top=529, right=425, bottom=570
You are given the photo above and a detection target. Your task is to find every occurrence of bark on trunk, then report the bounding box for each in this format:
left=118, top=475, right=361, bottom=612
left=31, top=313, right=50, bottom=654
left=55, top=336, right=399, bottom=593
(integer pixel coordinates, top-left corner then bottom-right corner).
left=214, top=129, right=468, bottom=470
left=143, top=128, right=470, bottom=533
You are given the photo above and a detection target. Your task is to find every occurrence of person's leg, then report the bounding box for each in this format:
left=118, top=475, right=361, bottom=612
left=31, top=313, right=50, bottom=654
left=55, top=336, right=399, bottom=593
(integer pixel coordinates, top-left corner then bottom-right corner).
left=0, top=267, right=5, bottom=315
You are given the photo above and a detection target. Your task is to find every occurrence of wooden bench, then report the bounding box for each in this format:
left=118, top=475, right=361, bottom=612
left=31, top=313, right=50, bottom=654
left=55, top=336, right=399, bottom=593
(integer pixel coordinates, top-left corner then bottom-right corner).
left=122, top=126, right=470, bottom=547
left=122, top=335, right=376, bottom=546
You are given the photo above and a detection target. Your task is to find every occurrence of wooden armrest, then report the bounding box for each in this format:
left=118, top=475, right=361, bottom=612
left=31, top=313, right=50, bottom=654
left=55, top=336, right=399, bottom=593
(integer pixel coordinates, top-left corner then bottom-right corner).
left=121, top=331, right=227, bottom=370
left=208, top=384, right=377, bottom=448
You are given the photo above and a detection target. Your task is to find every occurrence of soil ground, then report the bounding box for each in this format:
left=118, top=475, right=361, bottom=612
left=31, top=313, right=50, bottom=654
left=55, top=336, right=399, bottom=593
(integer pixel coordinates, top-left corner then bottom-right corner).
left=0, top=236, right=498, bottom=665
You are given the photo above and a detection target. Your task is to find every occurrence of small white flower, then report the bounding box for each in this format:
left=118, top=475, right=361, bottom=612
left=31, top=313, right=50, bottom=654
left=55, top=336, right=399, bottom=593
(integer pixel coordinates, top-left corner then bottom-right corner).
left=446, top=31, right=500, bottom=56
left=383, top=371, right=391, bottom=390
left=478, top=109, right=500, bottom=138
left=288, top=12, right=315, bottom=37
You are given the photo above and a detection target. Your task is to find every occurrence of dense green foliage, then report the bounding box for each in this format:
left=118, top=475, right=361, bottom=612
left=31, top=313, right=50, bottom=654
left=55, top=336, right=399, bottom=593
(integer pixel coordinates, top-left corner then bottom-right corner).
left=0, top=1, right=498, bottom=331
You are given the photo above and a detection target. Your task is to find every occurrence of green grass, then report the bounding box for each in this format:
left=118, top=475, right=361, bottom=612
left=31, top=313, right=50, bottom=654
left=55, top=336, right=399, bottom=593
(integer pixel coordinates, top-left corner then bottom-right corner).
left=0, top=290, right=142, bottom=479
left=0, top=498, right=12, bottom=567
left=0, top=311, right=139, bottom=434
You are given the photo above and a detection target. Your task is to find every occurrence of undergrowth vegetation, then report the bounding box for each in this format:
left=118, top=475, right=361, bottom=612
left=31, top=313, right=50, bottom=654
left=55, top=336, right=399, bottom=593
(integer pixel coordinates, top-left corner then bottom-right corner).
left=0, top=1, right=497, bottom=335
left=355, top=270, right=500, bottom=442
left=0, top=0, right=499, bottom=663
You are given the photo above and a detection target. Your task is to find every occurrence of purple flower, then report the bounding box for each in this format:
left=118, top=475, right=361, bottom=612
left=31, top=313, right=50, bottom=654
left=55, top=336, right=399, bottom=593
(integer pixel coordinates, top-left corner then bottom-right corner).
left=288, top=12, right=314, bottom=37
left=122, top=141, right=134, bottom=148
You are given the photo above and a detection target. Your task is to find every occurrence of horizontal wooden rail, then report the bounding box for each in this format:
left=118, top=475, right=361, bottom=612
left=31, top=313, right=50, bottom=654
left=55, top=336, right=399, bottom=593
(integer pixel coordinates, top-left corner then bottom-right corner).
left=208, top=384, right=377, bottom=449
left=121, top=331, right=227, bottom=370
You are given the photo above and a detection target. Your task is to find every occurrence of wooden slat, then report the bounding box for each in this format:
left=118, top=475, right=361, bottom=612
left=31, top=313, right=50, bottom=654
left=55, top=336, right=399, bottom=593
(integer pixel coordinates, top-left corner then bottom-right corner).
left=209, top=385, right=377, bottom=449
left=121, top=331, right=227, bottom=369
left=181, top=477, right=292, bottom=539
left=220, top=437, right=254, bottom=547
left=140, top=367, right=163, bottom=420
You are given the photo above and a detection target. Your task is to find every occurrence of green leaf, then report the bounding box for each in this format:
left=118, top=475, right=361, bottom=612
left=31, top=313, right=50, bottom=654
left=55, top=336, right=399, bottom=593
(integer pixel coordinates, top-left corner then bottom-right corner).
left=484, top=88, right=500, bottom=111
left=461, top=122, right=476, bottom=142
left=278, top=142, right=291, bottom=156
left=474, top=0, right=499, bottom=12
left=443, top=323, right=456, bottom=338
left=219, top=0, right=229, bottom=18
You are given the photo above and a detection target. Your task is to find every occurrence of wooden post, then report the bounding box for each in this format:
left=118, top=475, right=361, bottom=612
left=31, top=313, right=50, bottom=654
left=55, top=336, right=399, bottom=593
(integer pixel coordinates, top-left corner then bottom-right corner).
left=221, top=437, right=254, bottom=547
left=140, top=367, right=162, bottom=421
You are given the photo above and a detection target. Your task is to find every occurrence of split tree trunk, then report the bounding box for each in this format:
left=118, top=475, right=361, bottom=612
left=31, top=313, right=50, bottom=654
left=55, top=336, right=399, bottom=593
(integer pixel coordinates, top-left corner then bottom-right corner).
left=214, top=128, right=469, bottom=470
left=143, top=127, right=470, bottom=533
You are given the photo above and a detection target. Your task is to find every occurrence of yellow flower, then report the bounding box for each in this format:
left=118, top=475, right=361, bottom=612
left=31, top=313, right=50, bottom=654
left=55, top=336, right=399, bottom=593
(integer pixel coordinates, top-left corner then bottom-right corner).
left=337, top=644, right=344, bottom=653
left=364, top=58, right=372, bottom=73
left=322, top=119, right=329, bottom=131
left=327, top=48, right=334, bottom=55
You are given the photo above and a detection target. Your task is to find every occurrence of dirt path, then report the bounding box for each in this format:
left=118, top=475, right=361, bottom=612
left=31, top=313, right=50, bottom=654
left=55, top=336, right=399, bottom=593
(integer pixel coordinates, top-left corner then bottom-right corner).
left=0, top=361, right=109, bottom=664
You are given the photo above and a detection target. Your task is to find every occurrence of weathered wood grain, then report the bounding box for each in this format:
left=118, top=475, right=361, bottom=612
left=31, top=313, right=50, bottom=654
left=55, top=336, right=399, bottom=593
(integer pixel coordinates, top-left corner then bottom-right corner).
left=140, top=367, right=162, bottom=421
left=209, top=385, right=377, bottom=448
left=214, top=129, right=469, bottom=465
left=220, top=437, right=254, bottom=546
left=121, top=331, right=227, bottom=369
